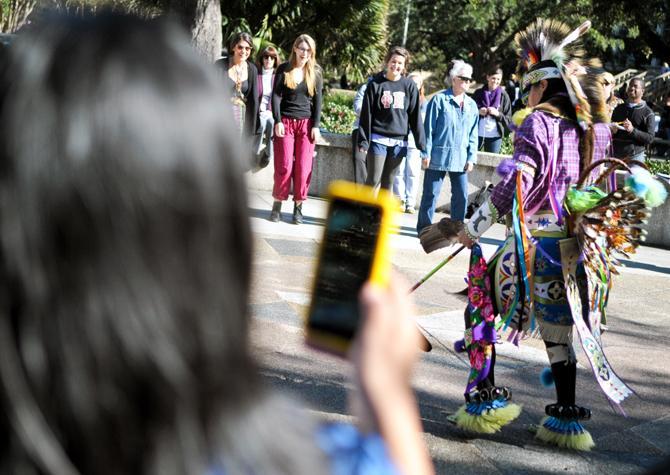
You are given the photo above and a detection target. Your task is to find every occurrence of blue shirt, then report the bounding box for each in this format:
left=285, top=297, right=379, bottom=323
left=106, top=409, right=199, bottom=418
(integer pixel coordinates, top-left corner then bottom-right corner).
left=424, top=88, right=479, bottom=172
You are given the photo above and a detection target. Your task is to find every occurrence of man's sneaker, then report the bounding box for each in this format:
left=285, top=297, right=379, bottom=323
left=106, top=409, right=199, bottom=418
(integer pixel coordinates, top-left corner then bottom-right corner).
left=269, top=201, right=281, bottom=222
left=405, top=205, right=416, bottom=214
left=292, top=202, right=303, bottom=224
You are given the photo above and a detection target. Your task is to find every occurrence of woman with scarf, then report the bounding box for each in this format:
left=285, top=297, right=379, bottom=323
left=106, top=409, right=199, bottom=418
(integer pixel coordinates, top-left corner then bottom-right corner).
left=217, top=32, right=259, bottom=138
left=473, top=67, right=512, bottom=153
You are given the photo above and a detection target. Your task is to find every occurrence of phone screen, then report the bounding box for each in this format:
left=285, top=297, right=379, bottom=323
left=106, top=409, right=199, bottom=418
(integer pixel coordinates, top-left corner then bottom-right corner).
left=308, top=198, right=382, bottom=341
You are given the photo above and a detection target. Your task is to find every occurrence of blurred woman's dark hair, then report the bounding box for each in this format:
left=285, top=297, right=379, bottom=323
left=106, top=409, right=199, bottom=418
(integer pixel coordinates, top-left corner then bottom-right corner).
left=0, top=13, right=326, bottom=475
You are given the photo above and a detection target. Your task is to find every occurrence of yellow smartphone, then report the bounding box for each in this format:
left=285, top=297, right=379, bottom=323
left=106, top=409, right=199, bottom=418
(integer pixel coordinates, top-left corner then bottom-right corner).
left=305, top=180, right=397, bottom=356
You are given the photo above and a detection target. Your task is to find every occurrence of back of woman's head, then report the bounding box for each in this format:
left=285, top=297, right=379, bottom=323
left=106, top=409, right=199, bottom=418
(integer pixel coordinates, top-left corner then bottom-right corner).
left=0, top=12, right=287, bottom=474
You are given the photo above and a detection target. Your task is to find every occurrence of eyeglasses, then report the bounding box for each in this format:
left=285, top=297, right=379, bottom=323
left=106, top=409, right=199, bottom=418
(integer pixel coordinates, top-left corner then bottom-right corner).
left=236, top=45, right=252, bottom=52
left=457, top=76, right=473, bottom=83
left=296, top=47, right=311, bottom=54
left=263, top=55, right=275, bottom=61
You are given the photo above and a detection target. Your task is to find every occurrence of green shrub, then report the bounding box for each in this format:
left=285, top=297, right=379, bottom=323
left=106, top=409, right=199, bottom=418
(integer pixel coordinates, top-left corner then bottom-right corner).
left=648, top=159, right=670, bottom=176
left=320, top=91, right=356, bottom=135
left=500, top=134, right=514, bottom=155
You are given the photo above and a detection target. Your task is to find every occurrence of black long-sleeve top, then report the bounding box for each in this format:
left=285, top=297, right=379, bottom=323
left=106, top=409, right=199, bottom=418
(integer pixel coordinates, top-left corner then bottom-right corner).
left=216, top=57, right=260, bottom=137
left=272, top=62, right=323, bottom=127
left=357, top=72, right=426, bottom=152
left=611, top=101, right=656, bottom=158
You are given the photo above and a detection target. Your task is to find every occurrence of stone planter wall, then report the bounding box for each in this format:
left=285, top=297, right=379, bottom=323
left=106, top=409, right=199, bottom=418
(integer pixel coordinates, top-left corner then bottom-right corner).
left=247, top=132, right=670, bottom=248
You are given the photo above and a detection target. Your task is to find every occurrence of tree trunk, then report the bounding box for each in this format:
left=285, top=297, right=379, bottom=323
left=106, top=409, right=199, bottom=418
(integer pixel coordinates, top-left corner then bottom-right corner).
left=167, top=0, right=221, bottom=63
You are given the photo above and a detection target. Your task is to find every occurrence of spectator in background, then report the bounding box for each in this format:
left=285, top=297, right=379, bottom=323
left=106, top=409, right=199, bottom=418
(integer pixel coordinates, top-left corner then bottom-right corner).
left=270, top=34, right=323, bottom=224
left=473, top=67, right=512, bottom=153
left=505, top=73, right=520, bottom=106
left=255, top=45, right=280, bottom=169
left=393, top=72, right=427, bottom=213
left=657, top=93, right=670, bottom=157
left=611, top=77, right=655, bottom=162
left=0, top=13, right=434, bottom=475
left=351, top=79, right=370, bottom=184
left=357, top=46, right=426, bottom=192
left=216, top=32, right=259, bottom=138
left=417, top=60, right=478, bottom=235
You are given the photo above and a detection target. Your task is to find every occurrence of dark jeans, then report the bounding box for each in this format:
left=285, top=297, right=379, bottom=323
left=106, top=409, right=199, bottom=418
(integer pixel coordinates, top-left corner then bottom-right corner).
left=416, top=169, right=468, bottom=234
left=365, top=142, right=407, bottom=190
left=478, top=136, right=503, bottom=154
left=351, top=129, right=367, bottom=184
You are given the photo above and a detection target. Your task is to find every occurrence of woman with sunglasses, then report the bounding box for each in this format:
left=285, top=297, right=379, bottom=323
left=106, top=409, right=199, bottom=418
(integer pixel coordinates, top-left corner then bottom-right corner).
left=416, top=60, right=479, bottom=235
left=255, top=45, right=281, bottom=168
left=357, top=46, right=425, bottom=193
left=269, top=34, right=323, bottom=224
left=217, top=32, right=259, bottom=138
left=473, top=67, right=512, bottom=153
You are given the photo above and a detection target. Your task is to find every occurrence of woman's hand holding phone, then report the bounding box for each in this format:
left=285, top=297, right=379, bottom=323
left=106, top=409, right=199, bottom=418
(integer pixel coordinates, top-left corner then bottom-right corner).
left=349, top=275, right=434, bottom=475
left=353, top=276, right=420, bottom=400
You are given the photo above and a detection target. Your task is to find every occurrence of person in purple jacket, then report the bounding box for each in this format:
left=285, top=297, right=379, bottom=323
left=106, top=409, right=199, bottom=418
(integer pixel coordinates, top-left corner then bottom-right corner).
left=456, top=19, right=621, bottom=450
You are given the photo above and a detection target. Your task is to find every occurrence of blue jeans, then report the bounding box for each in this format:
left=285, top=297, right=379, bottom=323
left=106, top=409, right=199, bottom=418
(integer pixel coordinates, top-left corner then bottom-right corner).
left=630, top=151, right=646, bottom=163
left=478, top=136, right=502, bottom=154
left=417, top=169, right=468, bottom=234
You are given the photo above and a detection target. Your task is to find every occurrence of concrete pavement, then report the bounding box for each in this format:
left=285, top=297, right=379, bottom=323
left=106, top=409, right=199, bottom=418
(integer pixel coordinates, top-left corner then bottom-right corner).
left=247, top=190, right=670, bottom=474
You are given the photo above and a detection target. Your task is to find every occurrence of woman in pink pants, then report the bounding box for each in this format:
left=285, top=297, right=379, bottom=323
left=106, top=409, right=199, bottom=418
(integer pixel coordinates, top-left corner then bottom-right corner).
left=270, top=34, right=323, bottom=224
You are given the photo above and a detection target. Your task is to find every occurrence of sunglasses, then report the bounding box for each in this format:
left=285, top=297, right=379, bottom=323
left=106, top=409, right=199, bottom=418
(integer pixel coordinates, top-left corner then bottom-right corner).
left=236, top=45, right=252, bottom=52
left=457, top=76, right=473, bottom=83
left=263, top=55, right=276, bottom=60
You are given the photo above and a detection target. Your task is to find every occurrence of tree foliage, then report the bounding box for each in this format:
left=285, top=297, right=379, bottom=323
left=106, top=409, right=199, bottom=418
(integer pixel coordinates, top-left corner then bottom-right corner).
left=390, top=0, right=669, bottom=82
left=1, top=0, right=36, bottom=32
left=221, top=0, right=389, bottom=84
left=37, top=0, right=221, bottom=61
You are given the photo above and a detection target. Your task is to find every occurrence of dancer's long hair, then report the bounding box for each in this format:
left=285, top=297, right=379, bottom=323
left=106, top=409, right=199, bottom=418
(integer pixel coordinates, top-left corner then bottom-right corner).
left=0, top=13, right=326, bottom=475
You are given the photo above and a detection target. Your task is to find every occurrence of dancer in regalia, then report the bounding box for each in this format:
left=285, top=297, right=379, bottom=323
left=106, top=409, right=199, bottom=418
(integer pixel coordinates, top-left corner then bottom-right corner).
left=426, top=18, right=667, bottom=449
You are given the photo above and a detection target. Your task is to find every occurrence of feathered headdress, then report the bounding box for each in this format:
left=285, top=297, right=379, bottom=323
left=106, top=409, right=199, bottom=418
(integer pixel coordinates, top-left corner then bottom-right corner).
left=515, top=18, right=602, bottom=128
